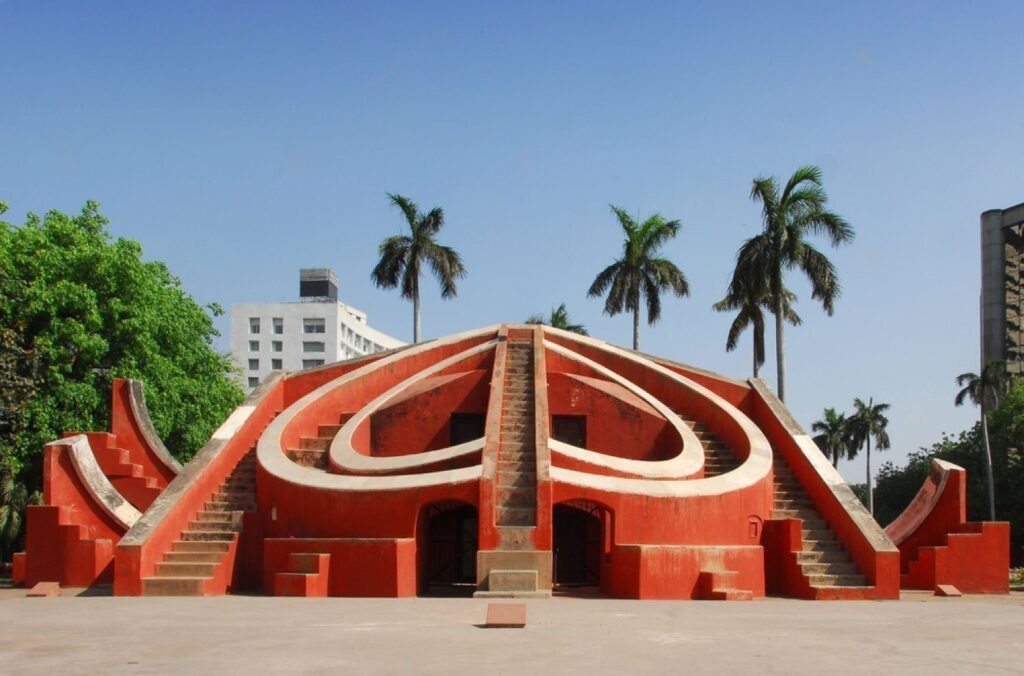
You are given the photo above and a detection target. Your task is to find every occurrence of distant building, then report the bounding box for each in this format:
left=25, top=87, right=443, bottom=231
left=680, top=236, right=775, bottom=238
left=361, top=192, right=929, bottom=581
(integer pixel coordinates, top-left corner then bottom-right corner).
left=981, top=202, right=1024, bottom=375
left=230, top=269, right=405, bottom=390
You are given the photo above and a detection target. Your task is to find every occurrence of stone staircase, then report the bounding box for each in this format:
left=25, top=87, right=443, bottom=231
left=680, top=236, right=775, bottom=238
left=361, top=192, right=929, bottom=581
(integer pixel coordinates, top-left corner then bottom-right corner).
left=772, top=457, right=867, bottom=589
left=141, top=451, right=257, bottom=596
left=496, top=341, right=536, bottom=528
left=286, top=413, right=353, bottom=470
left=681, top=419, right=741, bottom=477
left=83, top=433, right=163, bottom=511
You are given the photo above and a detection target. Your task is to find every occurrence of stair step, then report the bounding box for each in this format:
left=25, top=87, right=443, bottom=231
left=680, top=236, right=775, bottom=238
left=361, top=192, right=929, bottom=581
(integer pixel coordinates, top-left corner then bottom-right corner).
left=181, top=530, right=236, bottom=542
left=498, top=486, right=535, bottom=507
left=142, top=576, right=209, bottom=596
left=190, top=520, right=235, bottom=532
left=808, top=574, right=868, bottom=587
left=156, top=561, right=219, bottom=577
left=318, top=423, right=343, bottom=437
left=800, top=561, right=860, bottom=576
left=497, top=507, right=536, bottom=526
left=497, top=526, right=535, bottom=550
left=797, top=550, right=851, bottom=565
left=171, top=540, right=231, bottom=553
left=164, top=551, right=223, bottom=563
left=497, top=470, right=536, bottom=487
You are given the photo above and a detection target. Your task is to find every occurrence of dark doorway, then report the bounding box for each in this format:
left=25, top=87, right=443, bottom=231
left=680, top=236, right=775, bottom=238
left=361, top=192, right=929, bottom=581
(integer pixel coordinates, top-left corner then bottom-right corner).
left=450, top=413, right=485, bottom=445
left=552, top=415, right=586, bottom=447
left=553, top=503, right=602, bottom=588
left=420, top=502, right=478, bottom=596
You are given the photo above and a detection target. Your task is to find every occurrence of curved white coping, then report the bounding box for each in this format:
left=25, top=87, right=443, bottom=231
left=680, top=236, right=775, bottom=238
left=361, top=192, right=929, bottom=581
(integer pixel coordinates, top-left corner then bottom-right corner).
left=329, top=340, right=495, bottom=474
left=56, top=434, right=142, bottom=529
left=544, top=341, right=701, bottom=479
left=258, top=326, right=501, bottom=492
left=884, top=458, right=959, bottom=546
left=127, top=380, right=182, bottom=474
left=540, top=329, right=773, bottom=497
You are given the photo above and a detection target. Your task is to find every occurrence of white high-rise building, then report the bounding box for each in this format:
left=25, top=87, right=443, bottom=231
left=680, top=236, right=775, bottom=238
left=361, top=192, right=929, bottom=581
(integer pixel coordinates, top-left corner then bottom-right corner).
left=230, top=269, right=405, bottom=391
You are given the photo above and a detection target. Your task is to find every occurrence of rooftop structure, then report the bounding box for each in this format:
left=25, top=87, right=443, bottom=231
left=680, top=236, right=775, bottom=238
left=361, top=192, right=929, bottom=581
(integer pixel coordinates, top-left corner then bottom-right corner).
left=230, top=268, right=404, bottom=390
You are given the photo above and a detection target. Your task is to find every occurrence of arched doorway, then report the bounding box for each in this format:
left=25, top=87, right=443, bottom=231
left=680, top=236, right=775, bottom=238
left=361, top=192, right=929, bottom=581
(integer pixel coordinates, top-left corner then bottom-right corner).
left=418, top=501, right=478, bottom=596
left=553, top=501, right=608, bottom=591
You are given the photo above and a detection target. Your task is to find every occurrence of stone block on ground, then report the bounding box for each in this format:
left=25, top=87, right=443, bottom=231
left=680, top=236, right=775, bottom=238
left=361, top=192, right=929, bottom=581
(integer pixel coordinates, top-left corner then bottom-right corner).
left=484, top=603, right=526, bottom=628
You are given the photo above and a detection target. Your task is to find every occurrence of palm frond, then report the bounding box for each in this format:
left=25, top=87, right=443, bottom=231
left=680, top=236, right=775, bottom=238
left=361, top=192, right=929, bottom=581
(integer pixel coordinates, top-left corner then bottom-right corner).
left=387, top=193, right=419, bottom=228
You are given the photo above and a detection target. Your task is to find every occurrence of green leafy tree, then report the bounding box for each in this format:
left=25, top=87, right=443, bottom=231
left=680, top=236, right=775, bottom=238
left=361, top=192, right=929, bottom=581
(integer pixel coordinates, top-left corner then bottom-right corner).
left=587, top=206, right=689, bottom=350
left=955, top=360, right=1009, bottom=520
left=371, top=194, right=467, bottom=343
left=0, top=460, right=39, bottom=562
left=0, top=200, right=244, bottom=487
left=728, top=166, right=853, bottom=401
left=811, top=407, right=852, bottom=468
left=525, top=303, right=589, bottom=335
left=848, top=397, right=891, bottom=515
left=714, top=273, right=800, bottom=378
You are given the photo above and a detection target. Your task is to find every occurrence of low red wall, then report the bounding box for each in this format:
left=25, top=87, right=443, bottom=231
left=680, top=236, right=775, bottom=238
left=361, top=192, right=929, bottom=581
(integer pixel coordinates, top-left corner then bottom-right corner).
left=608, top=544, right=764, bottom=599
left=263, top=538, right=416, bottom=596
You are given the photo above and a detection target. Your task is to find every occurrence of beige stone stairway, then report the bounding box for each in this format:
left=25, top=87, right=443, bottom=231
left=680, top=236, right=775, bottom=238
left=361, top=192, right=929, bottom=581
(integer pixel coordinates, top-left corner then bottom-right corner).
left=475, top=339, right=551, bottom=597
left=286, top=413, right=353, bottom=470
left=681, top=419, right=742, bottom=477
left=141, top=451, right=257, bottom=596
left=772, top=457, right=867, bottom=588
left=496, top=342, right=537, bottom=527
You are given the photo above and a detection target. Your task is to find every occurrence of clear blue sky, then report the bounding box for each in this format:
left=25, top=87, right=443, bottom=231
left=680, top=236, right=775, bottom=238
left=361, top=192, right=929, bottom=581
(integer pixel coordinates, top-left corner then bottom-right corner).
left=2, top=1, right=1022, bottom=484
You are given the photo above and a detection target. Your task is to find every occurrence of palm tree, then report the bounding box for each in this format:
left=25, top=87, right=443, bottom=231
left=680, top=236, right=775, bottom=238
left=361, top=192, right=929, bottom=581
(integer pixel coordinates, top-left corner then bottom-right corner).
left=848, top=397, right=890, bottom=515
left=526, top=303, right=589, bottom=335
left=714, top=272, right=801, bottom=378
left=729, top=166, right=853, bottom=401
left=371, top=194, right=467, bottom=343
left=587, top=206, right=689, bottom=350
left=0, top=465, right=28, bottom=563
left=955, top=360, right=1009, bottom=521
left=811, top=407, right=852, bottom=468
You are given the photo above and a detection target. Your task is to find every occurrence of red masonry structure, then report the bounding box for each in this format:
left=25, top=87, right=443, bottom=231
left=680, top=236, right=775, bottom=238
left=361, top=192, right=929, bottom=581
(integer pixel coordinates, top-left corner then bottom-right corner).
left=14, top=326, right=1009, bottom=598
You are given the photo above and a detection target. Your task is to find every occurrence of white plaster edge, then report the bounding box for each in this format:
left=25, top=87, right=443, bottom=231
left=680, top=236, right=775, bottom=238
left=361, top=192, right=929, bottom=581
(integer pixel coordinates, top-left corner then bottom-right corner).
left=544, top=340, right=701, bottom=478
left=58, top=434, right=142, bottom=529
left=258, top=327, right=499, bottom=492
left=127, top=379, right=182, bottom=474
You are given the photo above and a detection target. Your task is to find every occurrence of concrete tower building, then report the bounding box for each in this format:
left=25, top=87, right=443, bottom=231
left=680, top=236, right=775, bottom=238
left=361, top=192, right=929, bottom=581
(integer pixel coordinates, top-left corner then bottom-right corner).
left=981, top=202, right=1024, bottom=375
left=230, top=269, right=405, bottom=390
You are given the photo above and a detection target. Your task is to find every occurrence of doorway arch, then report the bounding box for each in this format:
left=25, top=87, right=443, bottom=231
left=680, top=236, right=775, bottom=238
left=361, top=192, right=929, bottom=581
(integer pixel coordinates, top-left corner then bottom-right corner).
left=553, top=500, right=611, bottom=591
left=417, top=500, right=478, bottom=596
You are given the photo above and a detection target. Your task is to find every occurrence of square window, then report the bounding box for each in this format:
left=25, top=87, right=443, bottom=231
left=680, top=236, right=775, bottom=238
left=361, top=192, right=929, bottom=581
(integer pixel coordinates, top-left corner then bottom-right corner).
left=273, top=317, right=284, bottom=334
left=303, top=341, right=325, bottom=353
left=249, top=340, right=259, bottom=352
left=248, top=376, right=259, bottom=388
left=302, top=359, right=325, bottom=369
left=271, top=358, right=282, bottom=370
left=272, top=341, right=283, bottom=352
left=248, top=358, right=259, bottom=370
left=249, top=318, right=261, bottom=334
left=303, top=318, right=326, bottom=334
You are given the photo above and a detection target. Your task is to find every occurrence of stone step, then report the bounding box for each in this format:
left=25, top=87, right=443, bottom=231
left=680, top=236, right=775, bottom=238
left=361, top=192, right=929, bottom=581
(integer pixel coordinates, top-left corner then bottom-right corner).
left=796, top=550, right=852, bottom=565
left=498, top=486, right=535, bottom=507
left=803, top=539, right=844, bottom=553
left=190, top=519, right=235, bottom=532
left=287, top=448, right=326, bottom=466
left=171, top=540, right=231, bottom=554
left=195, top=510, right=234, bottom=522
left=156, top=561, right=219, bottom=577
left=772, top=508, right=820, bottom=520
left=807, top=574, right=868, bottom=588
left=300, top=437, right=332, bottom=451
left=802, top=528, right=838, bottom=542
left=164, top=551, right=223, bottom=563
left=206, top=500, right=256, bottom=512
left=498, top=470, right=536, bottom=487
left=142, top=576, right=208, bottom=596
left=799, top=561, right=860, bottom=577
left=497, top=457, right=535, bottom=471
left=775, top=498, right=814, bottom=509
left=181, top=530, right=235, bottom=542
left=211, top=492, right=254, bottom=503
left=497, top=506, right=536, bottom=526
left=318, top=423, right=343, bottom=437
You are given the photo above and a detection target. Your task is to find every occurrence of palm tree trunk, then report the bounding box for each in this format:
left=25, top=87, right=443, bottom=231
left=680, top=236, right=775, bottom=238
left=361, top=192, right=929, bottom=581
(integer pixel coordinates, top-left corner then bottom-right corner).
left=866, top=436, right=873, bottom=515
left=632, top=306, right=640, bottom=351
left=981, top=406, right=996, bottom=521
left=775, top=297, right=786, bottom=402
left=753, top=345, right=759, bottom=378
left=413, top=292, right=421, bottom=343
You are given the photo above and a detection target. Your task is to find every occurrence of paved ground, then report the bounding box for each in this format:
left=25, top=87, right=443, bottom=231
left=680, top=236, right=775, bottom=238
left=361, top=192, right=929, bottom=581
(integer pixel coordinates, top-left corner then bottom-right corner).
left=0, top=588, right=1022, bottom=675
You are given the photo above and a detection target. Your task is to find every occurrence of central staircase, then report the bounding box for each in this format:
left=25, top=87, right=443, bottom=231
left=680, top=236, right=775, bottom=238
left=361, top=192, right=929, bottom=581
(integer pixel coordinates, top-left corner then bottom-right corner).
left=680, top=419, right=741, bottom=477
left=772, top=456, right=867, bottom=591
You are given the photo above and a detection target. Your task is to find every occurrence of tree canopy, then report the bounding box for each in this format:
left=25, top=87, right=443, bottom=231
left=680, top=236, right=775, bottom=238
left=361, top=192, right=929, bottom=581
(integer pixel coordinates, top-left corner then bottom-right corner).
left=0, top=200, right=244, bottom=487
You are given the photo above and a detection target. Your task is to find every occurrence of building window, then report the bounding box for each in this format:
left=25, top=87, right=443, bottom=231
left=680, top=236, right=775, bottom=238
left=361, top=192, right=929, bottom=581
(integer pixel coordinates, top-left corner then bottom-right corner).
left=249, top=340, right=259, bottom=352
left=248, top=376, right=259, bottom=388
left=302, top=359, right=325, bottom=369
left=248, top=358, right=259, bottom=370
left=271, top=358, right=282, bottom=370
left=249, top=318, right=261, bottom=334
left=273, top=317, right=284, bottom=334
left=303, top=341, right=325, bottom=353
left=272, top=341, right=283, bottom=352
left=303, top=318, right=326, bottom=334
